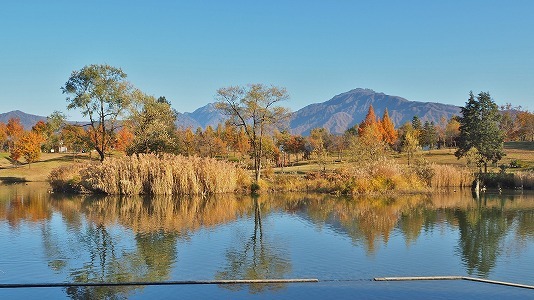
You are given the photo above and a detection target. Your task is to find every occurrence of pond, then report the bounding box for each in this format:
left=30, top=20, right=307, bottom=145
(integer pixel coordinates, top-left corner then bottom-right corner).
left=1, top=182, right=533, bottom=299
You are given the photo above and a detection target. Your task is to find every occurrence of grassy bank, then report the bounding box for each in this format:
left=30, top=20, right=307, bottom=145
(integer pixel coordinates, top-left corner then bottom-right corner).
left=260, top=160, right=474, bottom=195
left=0, top=152, right=96, bottom=182
left=2, top=141, right=533, bottom=193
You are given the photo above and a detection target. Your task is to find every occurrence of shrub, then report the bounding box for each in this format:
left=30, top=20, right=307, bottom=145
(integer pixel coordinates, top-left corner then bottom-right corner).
left=48, top=164, right=88, bottom=193
left=513, top=171, right=534, bottom=189
left=480, top=172, right=515, bottom=189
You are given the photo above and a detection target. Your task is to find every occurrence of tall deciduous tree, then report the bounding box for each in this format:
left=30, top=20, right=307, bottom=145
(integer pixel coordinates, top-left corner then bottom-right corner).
left=455, top=91, right=505, bottom=173
left=62, top=64, right=132, bottom=161
left=215, top=84, right=290, bottom=183
left=127, top=92, right=177, bottom=155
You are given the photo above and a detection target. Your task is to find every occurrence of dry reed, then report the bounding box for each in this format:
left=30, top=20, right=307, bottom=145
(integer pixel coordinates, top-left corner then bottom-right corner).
left=430, top=164, right=474, bottom=189
left=49, top=154, right=247, bottom=195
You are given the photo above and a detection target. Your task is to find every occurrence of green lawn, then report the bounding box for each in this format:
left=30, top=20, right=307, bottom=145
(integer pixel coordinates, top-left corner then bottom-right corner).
left=276, top=142, right=534, bottom=174
left=0, top=152, right=96, bottom=182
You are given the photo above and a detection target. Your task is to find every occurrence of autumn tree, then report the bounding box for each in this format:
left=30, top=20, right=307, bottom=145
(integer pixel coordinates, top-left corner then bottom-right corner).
left=11, top=131, right=43, bottom=167
left=282, top=135, right=306, bottom=164
left=349, top=126, right=388, bottom=163
left=114, top=126, right=134, bottom=152
left=62, top=64, right=132, bottom=161
left=222, top=122, right=237, bottom=156
left=196, top=126, right=221, bottom=157
left=215, top=84, right=290, bottom=183
left=61, top=125, right=88, bottom=159
left=516, top=110, right=534, bottom=141
left=330, top=134, right=347, bottom=161
left=380, top=108, right=398, bottom=145
left=309, top=128, right=331, bottom=169
left=436, top=116, right=447, bottom=148
left=177, top=128, right=196, bottom=156
left=399, top=122, right=420, bottom=166
left=0, top=122, right=7, bottom=151
left=6, top=118, right=24, bottom=152
left=357, top=105, right=378, bottom=136
left=31, top=120, right=48, bottom=136
left=455, top=92, right=505, bottom=173
left=445, top=117, right=460, bottom=147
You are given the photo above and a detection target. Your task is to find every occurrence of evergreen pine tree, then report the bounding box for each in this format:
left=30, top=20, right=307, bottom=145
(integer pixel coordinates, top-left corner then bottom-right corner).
left=455, top=91, right=505, bottom=173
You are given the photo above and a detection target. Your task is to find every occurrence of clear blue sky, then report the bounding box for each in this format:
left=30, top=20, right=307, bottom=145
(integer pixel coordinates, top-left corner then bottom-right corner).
left=1, top=0, right=533, bottom=120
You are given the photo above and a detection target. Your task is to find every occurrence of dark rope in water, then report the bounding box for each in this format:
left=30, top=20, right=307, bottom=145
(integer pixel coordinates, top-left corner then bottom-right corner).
left=1, top=276, right=532, bottom=290
left=0, top=279, right=318, bottom=289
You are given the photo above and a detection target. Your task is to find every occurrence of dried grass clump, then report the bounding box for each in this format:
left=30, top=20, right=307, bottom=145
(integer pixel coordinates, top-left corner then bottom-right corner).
left=49, top=154, right=246, bottom=195
left=295, top=159, right=430, bottom=195
left=430, top=164, right=474, bottom=188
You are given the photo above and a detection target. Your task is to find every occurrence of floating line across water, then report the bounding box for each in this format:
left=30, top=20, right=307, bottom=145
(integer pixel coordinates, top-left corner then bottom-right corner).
left=1, top=276, right=533, bottom=290
left=0, top=279, right=318, bottom=289
left=374, top=276, right=534, bottom=290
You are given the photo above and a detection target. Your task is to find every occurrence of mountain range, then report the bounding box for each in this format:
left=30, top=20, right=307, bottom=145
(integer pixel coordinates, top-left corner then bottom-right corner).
left=1, top=88, right=461, bottom=134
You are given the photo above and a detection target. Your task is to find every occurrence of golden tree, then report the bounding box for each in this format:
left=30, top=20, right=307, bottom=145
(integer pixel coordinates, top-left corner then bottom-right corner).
left=358, top=105, right=378, bottom=136
left=6, top=118, right=24, bottom=151
left=114, top=127, right=134, bottom=152
left=0, top=122, right=7, bottom=150
left=380, top=109, right=398, bottom=145
left=12, top=131, right=43, bottom=167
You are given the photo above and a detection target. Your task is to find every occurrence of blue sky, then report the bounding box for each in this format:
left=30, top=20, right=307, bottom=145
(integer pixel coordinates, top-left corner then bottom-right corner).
left=1, top=0, right=533, bottom=120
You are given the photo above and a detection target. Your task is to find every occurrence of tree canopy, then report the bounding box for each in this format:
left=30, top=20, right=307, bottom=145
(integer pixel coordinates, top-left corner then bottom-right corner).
left=455, top=91, right=505, bottom=172
left=126, top=92, right=177, bottom=155
left=215, top=84, right=290, bottom=183
left=62, top=64, right=132, bottom=161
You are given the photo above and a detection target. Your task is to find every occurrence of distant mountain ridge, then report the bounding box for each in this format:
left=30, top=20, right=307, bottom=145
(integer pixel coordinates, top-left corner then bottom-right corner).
left=176, top=103, right=226, bottom=129
left=290, top=88, right=461, bottom=135
left=1, top=89, right=461, bottom=135
left=0, top=110, right=46, bottom=130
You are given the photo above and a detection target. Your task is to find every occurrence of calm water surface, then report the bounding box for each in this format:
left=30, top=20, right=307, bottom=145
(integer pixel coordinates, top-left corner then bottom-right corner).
left=1, top=182, right=533, bottom=299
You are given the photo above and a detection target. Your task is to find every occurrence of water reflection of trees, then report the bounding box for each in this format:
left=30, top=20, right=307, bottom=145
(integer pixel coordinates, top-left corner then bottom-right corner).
left=2, top=183, right=534, bottom=294
left=0, top=183, right=52, bottom=227
left=215, top=196, right=292, bottom=293
left=42, top=193, right=253, bottom=299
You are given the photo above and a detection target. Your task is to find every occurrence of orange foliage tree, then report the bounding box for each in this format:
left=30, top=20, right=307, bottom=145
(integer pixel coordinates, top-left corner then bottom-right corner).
left=6, top=118, right=24, bottom=151
left=358, top=105, right=378, bottom=136
left=11, top=131, right=44, bottom=167
left=380, top=109, right=398, bottom=145
left=0, top=122, right=7, bottom=150
left=114, top=127, right=134, bottom=152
